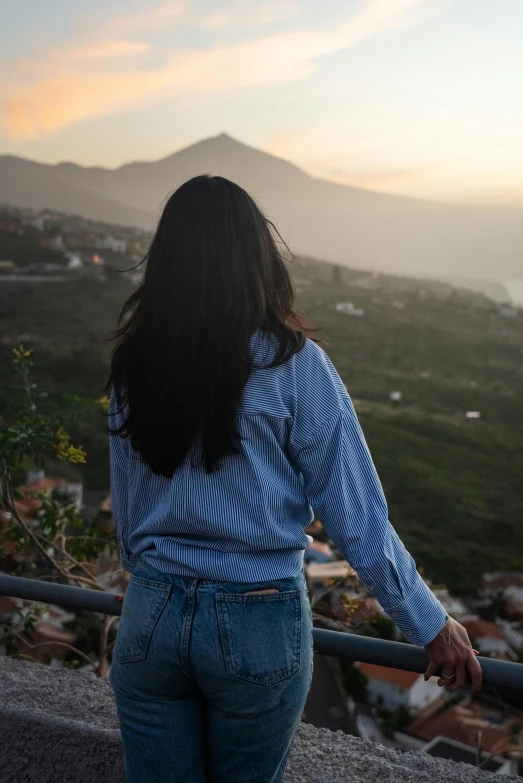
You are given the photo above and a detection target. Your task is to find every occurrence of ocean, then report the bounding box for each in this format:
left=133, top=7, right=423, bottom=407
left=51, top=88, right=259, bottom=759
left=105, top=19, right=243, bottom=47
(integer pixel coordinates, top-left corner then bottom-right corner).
left=503, top=280, right=523, bottom=306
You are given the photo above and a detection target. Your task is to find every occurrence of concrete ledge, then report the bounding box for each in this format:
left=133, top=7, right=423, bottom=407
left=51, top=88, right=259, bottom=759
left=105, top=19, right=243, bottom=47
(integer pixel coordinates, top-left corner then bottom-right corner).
left=0, top=658, right=517, bottom=783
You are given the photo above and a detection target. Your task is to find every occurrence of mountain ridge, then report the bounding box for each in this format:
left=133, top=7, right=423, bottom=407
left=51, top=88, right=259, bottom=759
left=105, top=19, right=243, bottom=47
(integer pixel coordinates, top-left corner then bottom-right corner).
left=1, top=133, right=522, bottom=281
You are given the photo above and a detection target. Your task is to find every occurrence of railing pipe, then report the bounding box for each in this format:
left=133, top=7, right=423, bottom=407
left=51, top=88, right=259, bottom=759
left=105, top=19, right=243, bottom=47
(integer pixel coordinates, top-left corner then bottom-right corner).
left=313, top=628, right=523, bottom=692
left=1, top=573, right=522, bottom=692
left=0, top=574, right=123, bottom=616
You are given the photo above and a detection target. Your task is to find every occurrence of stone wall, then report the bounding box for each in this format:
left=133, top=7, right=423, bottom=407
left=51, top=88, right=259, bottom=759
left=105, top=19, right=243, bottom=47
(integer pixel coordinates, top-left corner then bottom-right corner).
left=0, top=658, right=517, bottom=783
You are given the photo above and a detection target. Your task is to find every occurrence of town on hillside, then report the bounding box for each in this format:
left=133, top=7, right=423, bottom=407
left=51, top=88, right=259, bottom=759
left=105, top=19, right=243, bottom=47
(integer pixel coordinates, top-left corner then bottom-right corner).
left=1, top=468, right=522, bottom=775
left=1, top=202, right=522, bottom=775
left=0, top=204, right=150, bottom=286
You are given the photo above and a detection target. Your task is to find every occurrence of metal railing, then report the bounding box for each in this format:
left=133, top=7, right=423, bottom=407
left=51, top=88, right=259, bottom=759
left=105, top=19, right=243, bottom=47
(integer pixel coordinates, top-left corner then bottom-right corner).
left=1, top=573, right=522, bottom=692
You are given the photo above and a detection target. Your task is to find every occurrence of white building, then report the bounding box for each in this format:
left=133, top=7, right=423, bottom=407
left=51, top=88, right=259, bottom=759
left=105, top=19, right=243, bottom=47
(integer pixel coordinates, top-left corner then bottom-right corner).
left=460, top=616, right=518, bottom=660
left=496, top=619, right=523, bottom=653
left=431, top=587, right=468, bottom=619
left=95, top=234, right=127, bottom=253
left=49, top=234, right=65, bottom=251
left=357, top=663, right=441, bottom=712
left=29, top=216, right=45, bottom=231
left=336, top=302, right=365, bottom=317
left=65, top=252, right=83, bottom=270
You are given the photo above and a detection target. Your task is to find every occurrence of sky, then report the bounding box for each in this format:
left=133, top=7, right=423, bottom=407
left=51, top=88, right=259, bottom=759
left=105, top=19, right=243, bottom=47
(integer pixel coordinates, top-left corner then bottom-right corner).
left=1, top=0, right=522, bottom=204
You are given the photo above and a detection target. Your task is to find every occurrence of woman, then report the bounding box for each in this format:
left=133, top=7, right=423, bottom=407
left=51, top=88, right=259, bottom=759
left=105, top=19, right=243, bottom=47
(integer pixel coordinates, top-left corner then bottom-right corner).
left=107, top=175, right=482, bottom=783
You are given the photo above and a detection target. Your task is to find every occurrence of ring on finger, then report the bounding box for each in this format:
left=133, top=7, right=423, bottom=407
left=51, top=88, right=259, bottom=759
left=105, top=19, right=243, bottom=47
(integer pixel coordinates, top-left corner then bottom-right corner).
left=441, top=671, right=455, bottom=680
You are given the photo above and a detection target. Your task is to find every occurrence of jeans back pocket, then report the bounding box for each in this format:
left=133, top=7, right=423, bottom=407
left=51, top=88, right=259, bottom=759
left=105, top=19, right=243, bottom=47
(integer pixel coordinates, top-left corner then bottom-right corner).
left=215, top=590, right=302, bottom=685
left=115, top=575, right=171, bottom=664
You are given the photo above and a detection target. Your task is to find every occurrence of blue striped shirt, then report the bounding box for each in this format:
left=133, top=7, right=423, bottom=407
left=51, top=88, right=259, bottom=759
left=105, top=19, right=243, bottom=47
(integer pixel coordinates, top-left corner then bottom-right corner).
left=109, top=331, right=447, bottom=646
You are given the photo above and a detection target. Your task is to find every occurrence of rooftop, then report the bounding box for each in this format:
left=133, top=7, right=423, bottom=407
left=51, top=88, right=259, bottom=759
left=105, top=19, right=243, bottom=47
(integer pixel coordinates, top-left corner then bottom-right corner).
left=424, top=737, right=507, bottom=774
left=305, top=560, right=357, bottom=581
left=461, top=619, right=505, bottom=641
left=358, top=662, right=421, bottom=689
left=483, top=572, right=523, bottom=590
left=408, top=696, right=523, bottom=760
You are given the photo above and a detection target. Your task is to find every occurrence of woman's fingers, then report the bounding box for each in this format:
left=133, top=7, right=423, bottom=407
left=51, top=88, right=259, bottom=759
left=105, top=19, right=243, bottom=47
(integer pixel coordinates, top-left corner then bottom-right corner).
left=434, top=655, right=483, bottom=692
left=467, top=651, right=483, bottom=693
left=446, top=661, right=467, bottom=691
left=424, top=659, right=439, bottom=681
left=424, top=618, right=483, bottom=693
left=437, top=668, right=455, bottom=688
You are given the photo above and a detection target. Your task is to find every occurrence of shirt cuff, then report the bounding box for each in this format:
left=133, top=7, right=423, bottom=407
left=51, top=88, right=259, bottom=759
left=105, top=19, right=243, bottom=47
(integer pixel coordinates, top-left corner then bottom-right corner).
left=384, top=574, right=448, bottom=646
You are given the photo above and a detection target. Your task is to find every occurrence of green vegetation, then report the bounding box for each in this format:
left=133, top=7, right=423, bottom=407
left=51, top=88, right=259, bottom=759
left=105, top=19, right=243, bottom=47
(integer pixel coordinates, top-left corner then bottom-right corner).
left=1, top=242, right=522, bottom=593
left=0, top=229, right=65, bottom=267
left=0, top=348, right=118, bottom=674
left=378, top=706, right=412, bottom=738
left=295, top=259, right=523, bottom=592
left=0, top=273, right=128, bottom=487
left=335, top=659, right=368, bottom=703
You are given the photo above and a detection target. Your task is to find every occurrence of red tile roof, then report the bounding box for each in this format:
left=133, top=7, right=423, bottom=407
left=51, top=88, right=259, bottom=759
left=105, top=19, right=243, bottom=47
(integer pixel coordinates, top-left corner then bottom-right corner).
left=358, top=662, right=420, bottom=689
left=13, top=477, right=69, bottom=518
left=409, top=697, right=523, bottom=758
left=304, top=520, right=323, bottom=535
left=483, top=572, right=523, bottom=590
left=461, top=619, right=505, bottom=640
left=14, top=498, right=43, bottom=517
left=506, top=598, right=523, bottom=619
left=20, top=478, right=65, bottom=493
left=0, top=596, right=17, bottom=614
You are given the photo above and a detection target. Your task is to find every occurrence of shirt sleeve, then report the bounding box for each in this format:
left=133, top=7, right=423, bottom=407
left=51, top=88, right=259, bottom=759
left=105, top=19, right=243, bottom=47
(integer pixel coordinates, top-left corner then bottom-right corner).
left=108, top=390, right=132, bottom=567
left=289, top=346, right=447, bottom=647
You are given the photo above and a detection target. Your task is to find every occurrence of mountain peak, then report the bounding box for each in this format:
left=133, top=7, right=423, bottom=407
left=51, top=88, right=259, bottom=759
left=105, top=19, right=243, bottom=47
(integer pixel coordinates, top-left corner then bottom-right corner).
left=182, top=131, right=252, bottom=152
left=201, top=131, right=249, bottom=149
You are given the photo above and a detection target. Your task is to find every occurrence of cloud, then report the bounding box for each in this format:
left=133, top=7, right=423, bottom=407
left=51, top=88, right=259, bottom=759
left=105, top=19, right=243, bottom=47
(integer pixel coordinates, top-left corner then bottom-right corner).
left=0, top=0, right=427, bottom=141
left=264, top=123, right=437, bottom=191
left=265, top=124, right=395, bottom=165
left=256, top=1, right=300, bottom=25
left=69, top=41, right=150, bottom=61
left=201, top=2, right=299, bottom=28
left=200, top=12, right=230, bottom=29
left=108, top=1, right=188, bottom=35
left=329, top=165, right=438, bottom=190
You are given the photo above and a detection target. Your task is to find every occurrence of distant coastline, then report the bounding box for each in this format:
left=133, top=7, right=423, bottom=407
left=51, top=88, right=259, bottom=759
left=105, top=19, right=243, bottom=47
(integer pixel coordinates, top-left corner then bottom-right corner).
left=504, top=279, right=523, bottom=307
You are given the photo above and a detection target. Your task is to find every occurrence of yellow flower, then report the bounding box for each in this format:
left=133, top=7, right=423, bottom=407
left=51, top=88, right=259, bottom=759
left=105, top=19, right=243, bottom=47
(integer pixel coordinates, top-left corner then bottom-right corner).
left=56, top=441, right=87, bottom=464
left=12, top=346, right=33, bottom=364
left=55, top=428, right=86, bottom=464
left=96, top=395, right=109, bottom=412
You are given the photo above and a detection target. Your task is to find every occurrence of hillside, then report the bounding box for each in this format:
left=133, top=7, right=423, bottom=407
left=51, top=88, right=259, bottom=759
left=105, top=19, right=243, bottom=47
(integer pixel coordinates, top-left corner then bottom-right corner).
left=294, top=260, right=523, bottom=592
left=0, top=225, right=522, bottom=592
left=1, top=134, right=522, bottom=283
left=0, top=155, right=153, bottom=229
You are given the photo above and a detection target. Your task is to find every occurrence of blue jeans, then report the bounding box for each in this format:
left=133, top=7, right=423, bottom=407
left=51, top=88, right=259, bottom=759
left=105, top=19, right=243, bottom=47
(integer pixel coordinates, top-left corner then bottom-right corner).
left=110, top=560, right=314, bottom=783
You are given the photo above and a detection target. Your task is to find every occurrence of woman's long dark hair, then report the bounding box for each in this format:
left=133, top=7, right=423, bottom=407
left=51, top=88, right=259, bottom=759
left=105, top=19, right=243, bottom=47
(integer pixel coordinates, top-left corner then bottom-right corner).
left=107, top=175, right=315, bottom=477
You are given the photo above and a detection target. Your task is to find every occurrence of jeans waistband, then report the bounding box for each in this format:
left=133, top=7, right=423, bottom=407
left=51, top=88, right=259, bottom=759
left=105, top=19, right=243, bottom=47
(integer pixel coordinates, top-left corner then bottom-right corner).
left=131, top=558, right=307, bottom=593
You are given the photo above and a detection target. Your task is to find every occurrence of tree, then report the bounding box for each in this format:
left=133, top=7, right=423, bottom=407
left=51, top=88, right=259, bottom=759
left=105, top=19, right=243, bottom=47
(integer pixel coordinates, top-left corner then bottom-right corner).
left=0, top=347, right=118, bottom=675
left=332, top=264, right=343, bottom=286
left=339, top=660, right=368, bottom=703
left=358, top=615, right=397, bottom=641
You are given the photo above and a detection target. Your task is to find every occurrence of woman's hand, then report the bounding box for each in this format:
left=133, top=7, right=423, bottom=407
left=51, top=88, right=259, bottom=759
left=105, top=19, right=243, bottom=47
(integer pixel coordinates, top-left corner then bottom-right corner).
left=424, top=617, right=482, bottom=693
